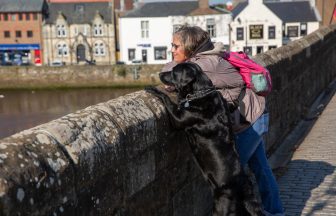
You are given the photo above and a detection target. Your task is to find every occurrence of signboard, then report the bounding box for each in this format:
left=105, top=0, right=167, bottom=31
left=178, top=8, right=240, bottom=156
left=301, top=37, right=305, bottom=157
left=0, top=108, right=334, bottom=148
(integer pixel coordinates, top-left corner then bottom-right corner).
left=249, top=25, right=263, bottom=39
left=137, top=44, right=151, bottom=48
left=0, top=44, right=40, bottom=50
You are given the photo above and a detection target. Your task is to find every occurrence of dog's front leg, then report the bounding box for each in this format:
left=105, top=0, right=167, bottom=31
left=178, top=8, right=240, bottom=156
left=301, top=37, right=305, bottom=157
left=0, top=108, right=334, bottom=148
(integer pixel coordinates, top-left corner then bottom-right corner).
left=145, top=86, right=189, bottom=129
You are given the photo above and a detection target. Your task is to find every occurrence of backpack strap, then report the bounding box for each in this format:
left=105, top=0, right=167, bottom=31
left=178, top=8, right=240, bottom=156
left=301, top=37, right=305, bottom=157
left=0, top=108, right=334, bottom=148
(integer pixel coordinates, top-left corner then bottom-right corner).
left=230, top=84, right=246, bottom=112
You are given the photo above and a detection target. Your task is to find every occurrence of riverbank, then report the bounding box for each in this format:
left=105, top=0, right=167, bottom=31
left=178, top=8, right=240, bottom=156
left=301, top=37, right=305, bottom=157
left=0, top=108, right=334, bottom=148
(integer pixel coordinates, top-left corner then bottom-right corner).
left=0, top=64, right=163, bottom=89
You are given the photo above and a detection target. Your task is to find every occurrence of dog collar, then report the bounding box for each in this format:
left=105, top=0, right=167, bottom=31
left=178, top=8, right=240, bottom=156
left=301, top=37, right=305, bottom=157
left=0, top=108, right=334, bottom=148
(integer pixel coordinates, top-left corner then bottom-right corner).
left=179, top=88, right=217, bottom=109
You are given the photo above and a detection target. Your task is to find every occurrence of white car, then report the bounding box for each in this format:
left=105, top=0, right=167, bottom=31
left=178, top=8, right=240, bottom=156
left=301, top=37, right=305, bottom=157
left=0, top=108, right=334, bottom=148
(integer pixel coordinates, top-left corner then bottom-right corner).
left=50, top=60, right=64, bottom=67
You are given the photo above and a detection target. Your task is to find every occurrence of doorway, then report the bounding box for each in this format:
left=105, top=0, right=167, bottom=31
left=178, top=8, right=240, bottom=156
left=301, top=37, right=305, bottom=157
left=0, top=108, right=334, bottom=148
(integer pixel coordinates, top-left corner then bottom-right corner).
left=257, top=46, right=264, bottom=54
left=142, top=49, right=147, bottom=63
left=76, top=44, right=86, bottom=62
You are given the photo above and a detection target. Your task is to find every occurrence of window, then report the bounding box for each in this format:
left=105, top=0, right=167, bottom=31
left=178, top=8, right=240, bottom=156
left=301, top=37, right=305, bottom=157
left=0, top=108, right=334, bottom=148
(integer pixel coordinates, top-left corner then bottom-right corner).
left=94, top=24, right=103, bottom=36
left=83, top=26, right=87, bottom=36
left=237, top=27, right=244, bottom=40
left=300, top=23, right=307, bottom=36
left=287, top=26, right=298, bottom=37
left=56, top=25, right=66, bottom=37
left=27, top=30, right=33, bottom=38
left=15, top=31, right=21, bottom=38
left=268, top=46, right=277, bottom=50
left=11, top=14, right=16, bottom=21
left=99, top=43, right=105, bottom=55
left=26, top=13, right=30, bottom=20
left=94, top=43, right=99, bottom=55
left=33, top=13, right=38, bottom=20
left=206, top=18, right=216, bottom=38
left=128, top=49, right=136, bottom=61
left=154, top=47, right=167, bottom=60
left=141, top=21, right=149, bottom=39
left=268, top=26, right=275, bottom=39
left=94, top=42, right=106, bottom=56
left=57, top=43, right=68, bottom=56
left=18, top=14, right=23, bottom=20
left=4, top=31, right=10, bottom=38
left=249, top=25, right=263, bottom=39
left=257, top=46, right=263, bottom=54
left=4, top=13, right=8, bottom=21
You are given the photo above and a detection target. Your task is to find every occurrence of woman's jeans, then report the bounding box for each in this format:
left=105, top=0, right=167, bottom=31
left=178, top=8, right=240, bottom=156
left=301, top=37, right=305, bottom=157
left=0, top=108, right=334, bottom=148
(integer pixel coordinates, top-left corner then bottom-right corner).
left=235, top=112, right=284, bottom=215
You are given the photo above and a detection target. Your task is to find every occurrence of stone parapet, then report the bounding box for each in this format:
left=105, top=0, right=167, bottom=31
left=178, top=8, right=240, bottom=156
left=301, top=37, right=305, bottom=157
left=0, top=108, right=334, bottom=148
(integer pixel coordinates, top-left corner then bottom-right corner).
left=0, top=24, right=336, bottom=215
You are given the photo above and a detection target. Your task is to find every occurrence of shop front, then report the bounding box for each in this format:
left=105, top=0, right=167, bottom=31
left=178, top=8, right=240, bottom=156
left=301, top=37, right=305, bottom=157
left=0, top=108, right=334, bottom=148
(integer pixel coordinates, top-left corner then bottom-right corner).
left=0, top=44, right=41, bottom=66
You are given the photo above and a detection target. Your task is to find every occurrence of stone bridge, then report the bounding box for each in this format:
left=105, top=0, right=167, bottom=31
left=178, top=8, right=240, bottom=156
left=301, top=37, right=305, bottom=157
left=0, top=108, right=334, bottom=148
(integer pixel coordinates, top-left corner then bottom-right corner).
left=0, top=24, right=336, bottom=215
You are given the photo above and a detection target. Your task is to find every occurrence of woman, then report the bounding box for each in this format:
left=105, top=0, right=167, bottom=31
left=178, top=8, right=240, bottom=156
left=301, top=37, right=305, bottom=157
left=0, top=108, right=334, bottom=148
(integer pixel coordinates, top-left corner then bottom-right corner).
left=161, top=25, right=285, bottom=216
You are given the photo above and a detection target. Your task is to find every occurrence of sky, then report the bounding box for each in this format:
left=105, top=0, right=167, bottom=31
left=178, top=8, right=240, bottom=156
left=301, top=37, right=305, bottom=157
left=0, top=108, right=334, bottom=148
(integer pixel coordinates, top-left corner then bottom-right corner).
left=143, top=0, right=230, bottom=6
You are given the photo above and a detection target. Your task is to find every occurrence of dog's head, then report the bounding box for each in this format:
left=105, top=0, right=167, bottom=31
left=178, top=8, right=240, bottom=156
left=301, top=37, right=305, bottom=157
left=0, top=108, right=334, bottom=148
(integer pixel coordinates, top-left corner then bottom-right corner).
left=160, top=62, right=214, bottom=99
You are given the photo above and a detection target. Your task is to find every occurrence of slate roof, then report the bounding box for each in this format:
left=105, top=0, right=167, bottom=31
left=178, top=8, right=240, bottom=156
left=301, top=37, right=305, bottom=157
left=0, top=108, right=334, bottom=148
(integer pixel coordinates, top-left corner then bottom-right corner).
left=232, top=1, right=318, bottom=22
left=45, top=2, right=112, bottom=24
left=231, top=1, right=248, bottom=19
left=265, top=1, right=319, bottom=22
left=0, top=0, right=45, bottom=12
left=122, top=1, right=199, bottom=18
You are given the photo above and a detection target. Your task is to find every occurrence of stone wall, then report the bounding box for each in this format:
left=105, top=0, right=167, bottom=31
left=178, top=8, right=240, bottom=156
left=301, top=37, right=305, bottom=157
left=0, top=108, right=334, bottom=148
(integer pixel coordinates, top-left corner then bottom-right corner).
left=0, top=64, right=163, bottom=89
left=0, top=24, right=336, bottom=215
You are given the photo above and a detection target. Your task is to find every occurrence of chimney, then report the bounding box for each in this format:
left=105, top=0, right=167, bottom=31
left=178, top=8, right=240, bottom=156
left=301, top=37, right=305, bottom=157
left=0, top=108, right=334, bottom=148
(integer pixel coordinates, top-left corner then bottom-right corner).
left=199, top=0, right=209, bottom=9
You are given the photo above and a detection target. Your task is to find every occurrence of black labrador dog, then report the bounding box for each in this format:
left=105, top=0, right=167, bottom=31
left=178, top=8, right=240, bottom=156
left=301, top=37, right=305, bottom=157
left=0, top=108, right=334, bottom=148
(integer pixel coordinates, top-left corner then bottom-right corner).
left=146, top=62, right=263, bottom=216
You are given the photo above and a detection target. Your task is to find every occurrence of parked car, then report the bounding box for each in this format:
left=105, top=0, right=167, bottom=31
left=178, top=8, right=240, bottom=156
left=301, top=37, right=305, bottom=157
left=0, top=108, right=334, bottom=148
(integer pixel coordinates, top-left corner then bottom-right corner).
left=85, top=59, right=96, bottom=65
left=131, top=59, right=142, bottom=64
left=21, top=57, right=30, bottom=66
left=50, top=60, right=64, bottom=67
left=116, top=61, right=125, bottom=65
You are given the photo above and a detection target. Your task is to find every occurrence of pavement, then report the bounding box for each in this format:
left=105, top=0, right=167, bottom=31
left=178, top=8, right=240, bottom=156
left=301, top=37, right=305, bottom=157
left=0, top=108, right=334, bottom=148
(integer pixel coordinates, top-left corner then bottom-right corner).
left=269, top=79, right=336, bottom=216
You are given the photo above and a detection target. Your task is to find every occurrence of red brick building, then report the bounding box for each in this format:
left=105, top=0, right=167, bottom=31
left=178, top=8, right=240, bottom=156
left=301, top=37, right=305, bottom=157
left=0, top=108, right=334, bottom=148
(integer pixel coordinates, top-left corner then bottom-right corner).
left=0, top=0, right=48, bottom=65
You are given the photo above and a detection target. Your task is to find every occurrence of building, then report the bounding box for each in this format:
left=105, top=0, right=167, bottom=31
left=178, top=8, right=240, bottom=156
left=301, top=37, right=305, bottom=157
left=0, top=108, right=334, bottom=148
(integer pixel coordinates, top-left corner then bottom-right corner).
left=43, top=1, right=116, bottom=65
left=230, top=0, right=320, bottom=56
left=0, top=0, right=47, bottom=66
left=119, top=0, right=231, bottom=65
left=315, top=0, right=336, bottom=26
left=113, top=0, right=137, bottom=62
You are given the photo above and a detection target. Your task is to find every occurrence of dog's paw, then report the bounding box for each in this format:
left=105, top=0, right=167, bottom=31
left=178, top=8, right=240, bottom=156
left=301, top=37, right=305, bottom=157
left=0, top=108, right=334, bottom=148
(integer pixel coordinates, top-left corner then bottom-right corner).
left=145, top=86, right=165, bottom=96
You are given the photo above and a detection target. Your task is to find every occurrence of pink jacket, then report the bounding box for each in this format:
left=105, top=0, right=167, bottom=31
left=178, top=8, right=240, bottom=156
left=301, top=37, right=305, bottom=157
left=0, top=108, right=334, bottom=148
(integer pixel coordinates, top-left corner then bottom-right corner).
left=161, top=42, right=265, bottom=132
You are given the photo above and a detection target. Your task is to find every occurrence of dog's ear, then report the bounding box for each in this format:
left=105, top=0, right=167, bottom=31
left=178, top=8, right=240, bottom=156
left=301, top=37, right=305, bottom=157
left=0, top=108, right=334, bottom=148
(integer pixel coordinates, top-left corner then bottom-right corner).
left=159, top=71, right=174, bottom=85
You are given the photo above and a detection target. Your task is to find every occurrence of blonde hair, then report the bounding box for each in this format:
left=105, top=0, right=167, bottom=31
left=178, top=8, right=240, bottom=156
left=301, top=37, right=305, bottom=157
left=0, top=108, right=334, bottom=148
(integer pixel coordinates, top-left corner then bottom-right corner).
left=174, top=25, right=210, bottom=58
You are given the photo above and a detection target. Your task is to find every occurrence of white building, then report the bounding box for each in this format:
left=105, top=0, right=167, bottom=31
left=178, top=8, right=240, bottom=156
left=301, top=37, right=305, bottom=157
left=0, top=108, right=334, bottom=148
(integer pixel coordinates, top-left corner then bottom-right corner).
left=230, top=0, right=320, bottom=56
left=119, top=0, right=231, bottom=65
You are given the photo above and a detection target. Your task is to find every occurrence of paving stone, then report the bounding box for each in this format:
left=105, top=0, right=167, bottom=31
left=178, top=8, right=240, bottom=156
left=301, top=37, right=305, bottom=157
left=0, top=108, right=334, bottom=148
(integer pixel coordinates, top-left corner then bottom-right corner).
left=277, top=94, right=336, bottom=216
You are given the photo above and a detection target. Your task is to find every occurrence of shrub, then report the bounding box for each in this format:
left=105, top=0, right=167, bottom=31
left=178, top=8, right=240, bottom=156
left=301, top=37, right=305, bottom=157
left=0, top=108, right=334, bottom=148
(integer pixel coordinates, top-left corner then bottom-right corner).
left=116, top=66, right=127, bottom=78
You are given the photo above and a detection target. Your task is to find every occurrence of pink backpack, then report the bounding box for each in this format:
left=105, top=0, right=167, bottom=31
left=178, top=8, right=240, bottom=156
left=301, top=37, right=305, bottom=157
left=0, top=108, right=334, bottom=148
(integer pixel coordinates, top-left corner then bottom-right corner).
left=223, top=51, right=272, bottom=96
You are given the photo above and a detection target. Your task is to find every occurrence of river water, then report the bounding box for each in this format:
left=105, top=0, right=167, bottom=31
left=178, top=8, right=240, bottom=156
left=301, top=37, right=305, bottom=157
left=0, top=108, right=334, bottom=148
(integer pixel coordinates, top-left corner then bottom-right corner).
left=0, top=88, right=141, bottom=139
